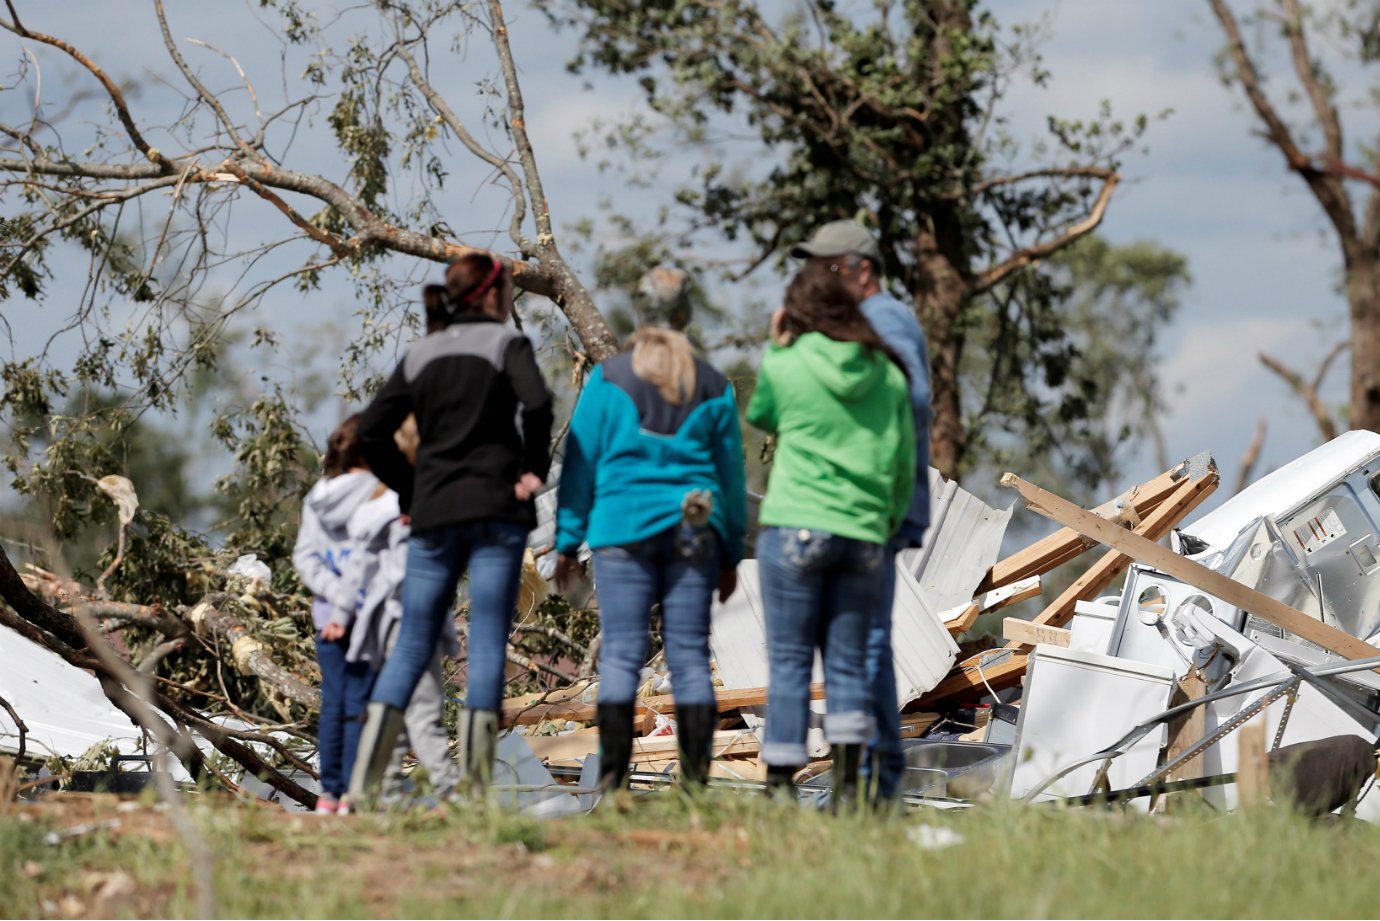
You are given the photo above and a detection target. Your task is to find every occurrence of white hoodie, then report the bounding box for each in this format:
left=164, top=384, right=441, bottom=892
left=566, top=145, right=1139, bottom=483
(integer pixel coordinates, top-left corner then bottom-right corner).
left=292, top=471, right=380, bottom=629
left=339, top=489, right=461, bottom=666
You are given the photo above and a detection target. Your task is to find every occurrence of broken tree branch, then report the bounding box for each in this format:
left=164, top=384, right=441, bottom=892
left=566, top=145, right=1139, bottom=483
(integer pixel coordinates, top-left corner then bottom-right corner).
left=188, top=596, right=321, bottom=711
left=1235, top=416, right=1267, bottom=495
left=1259, top=348, right=1342, bottom=442
left=1281, top=0, right=1342, bottom=161
left=970, top=172, right=1119, bottom=293
left=0, top=692, right=26, bottom=764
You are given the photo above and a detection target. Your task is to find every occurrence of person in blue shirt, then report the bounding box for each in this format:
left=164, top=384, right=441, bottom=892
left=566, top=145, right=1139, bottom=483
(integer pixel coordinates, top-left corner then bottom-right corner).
left=790, top=220, right=933, bottom=808
left=554, top=280, right=747, bottom=794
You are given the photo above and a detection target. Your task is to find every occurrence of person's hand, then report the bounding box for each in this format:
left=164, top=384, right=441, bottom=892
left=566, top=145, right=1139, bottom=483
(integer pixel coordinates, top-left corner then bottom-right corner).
left=320, top=622, right=346, bottom=642
left=552, top=552, right=583, bottom=593
left=514, top=472, right=544, bottom=501
left=399, top=513, right=411, bottom=527
left=717, top=567, right=738, bottom=604
left=770, top=308, right=794, bottom=347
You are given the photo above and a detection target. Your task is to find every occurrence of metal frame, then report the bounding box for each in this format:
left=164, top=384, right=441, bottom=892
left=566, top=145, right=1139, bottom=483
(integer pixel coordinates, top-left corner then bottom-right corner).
left=1022, top=655, right=1380, bottom=803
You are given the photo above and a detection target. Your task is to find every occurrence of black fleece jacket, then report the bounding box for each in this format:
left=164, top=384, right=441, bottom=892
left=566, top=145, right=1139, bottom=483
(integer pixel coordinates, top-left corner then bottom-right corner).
left=358, top=315, right=553, bottom=532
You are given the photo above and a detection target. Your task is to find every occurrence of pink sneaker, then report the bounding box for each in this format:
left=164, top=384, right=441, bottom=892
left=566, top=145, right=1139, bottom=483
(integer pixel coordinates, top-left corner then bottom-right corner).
left=314, top=794, right=339, bottom=815
left=336, top=797, right=353, bottom=816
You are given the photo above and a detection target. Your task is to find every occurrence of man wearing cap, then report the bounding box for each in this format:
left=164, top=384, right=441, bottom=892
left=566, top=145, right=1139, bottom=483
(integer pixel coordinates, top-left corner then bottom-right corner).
left=790, top=219, right=932, bottom=807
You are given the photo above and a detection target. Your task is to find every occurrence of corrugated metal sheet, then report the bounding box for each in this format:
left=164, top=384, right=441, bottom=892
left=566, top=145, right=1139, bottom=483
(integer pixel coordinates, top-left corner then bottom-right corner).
left=0, top=623, right=140, bottom=760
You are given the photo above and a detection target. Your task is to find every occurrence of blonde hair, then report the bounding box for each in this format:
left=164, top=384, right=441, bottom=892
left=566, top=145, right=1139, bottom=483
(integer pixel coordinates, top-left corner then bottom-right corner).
left=627, top=328, right=696, bottom=405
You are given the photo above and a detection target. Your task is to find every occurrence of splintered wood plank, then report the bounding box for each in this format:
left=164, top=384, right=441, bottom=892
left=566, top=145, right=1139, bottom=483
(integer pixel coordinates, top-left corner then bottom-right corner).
left=945, top=603, right=981, bottom=637
left=526, top=729, right=760, bottom=764
left=914, top=652, right=1028, bottom=709
left=974, top=461, right=1192, bottom=594
left=503, top=683, right=827, bottom=728
left=1001, top=472, right=1380, bottom=662
left=1163, top=669, right=1209, bottom=810
left=944, top=578, right=1044, bottom=637
left=1236, top=723, right=1269, bottom=807
left=1002, top=618, right=1071, bottom=648
left=1025, top=470, right=1219, bottom=631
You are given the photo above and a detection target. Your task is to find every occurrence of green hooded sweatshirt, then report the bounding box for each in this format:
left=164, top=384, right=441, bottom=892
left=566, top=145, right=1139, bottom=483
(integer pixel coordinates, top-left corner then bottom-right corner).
left=747, top=332, right=915, bottom=544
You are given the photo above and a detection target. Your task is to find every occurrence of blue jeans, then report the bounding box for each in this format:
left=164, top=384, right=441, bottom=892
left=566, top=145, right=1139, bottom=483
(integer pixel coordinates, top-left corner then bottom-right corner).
left=315, top=630, right=375, bottom=796
left=370, top=520, right=528, bottom=713
left=592, top=525, right=718, bottom=707
left=860, top=540, right=910, bottom=800
left=756, top=527, right=883, bottom=766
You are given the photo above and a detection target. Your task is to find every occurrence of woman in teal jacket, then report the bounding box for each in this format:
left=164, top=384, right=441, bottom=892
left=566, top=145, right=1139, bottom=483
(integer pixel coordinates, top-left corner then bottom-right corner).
left=555, top=322, right=747, bottom=793
left=747, top=261, right=914, bottom=810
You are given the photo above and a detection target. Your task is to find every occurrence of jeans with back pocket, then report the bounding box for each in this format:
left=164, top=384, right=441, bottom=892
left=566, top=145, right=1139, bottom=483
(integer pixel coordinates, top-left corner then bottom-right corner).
left=369, top=519, right=528, bottom=713
left=756, top=526, right=882, bottom=766
left=592, top=524, right=719, bottom=707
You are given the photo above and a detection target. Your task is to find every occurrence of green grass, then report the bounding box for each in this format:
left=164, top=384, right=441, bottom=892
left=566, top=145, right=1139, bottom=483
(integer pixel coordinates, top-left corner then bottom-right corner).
left=4, top=792, right=1380, bottom=918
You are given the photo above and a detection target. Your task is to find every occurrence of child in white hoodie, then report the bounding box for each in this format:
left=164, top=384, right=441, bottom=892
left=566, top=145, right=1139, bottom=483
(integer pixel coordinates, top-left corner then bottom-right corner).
left=293, top=414, right=381, bottom=814
left=339, top=418, right=462, bottom=803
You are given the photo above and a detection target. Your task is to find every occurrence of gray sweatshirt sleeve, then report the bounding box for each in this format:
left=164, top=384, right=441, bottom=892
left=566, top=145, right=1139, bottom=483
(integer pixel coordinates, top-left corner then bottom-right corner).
left=293, top=499, right=344, bottom=602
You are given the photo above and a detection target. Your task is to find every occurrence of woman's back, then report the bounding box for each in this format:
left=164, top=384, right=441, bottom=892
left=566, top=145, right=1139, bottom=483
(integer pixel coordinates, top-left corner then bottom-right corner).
left=556, top=329, right=747, bottom=565
left=748, top=331, right=914, bottom=545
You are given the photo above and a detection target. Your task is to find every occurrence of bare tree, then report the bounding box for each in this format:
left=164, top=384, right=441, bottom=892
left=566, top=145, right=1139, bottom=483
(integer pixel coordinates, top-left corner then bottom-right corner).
left=1209, top=0, right=1380, bottom=435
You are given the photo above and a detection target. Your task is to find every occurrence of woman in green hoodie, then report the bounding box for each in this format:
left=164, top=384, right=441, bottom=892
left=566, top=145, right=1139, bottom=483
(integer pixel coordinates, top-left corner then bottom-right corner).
left=746, top=261, right=915, bottom=810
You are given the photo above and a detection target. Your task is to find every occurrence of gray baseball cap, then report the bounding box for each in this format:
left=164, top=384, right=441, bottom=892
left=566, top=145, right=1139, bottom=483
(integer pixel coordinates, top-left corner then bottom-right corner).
left=789, top=220, right=881, bottom=262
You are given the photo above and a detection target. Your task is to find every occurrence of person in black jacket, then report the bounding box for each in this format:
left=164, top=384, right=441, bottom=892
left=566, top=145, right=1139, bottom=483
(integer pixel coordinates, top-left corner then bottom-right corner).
left=347, top=254, right=553, bottom=804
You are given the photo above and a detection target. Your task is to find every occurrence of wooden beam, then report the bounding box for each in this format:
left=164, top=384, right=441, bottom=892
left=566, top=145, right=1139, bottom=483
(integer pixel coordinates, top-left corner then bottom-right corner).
left=1001, top=473, right=1380, bottom=661
left=945, top=577, right=1043, bottom=637
left=525, top=729, right=760, bottom=764
left=915, top=652, right=1028, bottom=709
left=975, top=461, right=1192, bottom=594
left=945, top=603, right=981, bottom=637
left=503, top=683, right=827, bottom=727
left=1163, top=668, right=1209, bottom=810
left=1026, top=470, right=1218, bottom=630
left=1236, top=723, right=1269, bottom=807
left=1002, top=618, right=1071, bottom=648
left=899, top=712, right=941, bottom=740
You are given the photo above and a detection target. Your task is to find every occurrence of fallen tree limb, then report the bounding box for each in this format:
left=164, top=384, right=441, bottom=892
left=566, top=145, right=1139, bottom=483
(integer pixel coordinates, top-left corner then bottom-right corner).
left=188, top=596, right=320, bottom=711
left=0, top=553, right=316, bottom=807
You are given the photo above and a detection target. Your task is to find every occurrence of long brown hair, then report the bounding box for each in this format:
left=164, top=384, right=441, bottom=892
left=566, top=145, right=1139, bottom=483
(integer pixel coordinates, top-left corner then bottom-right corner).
left=781, top=263, right=909, bottom=377
left=444, top=253, right=508, bottom=315
left=422, top=284, right=448, bottom=334
left=322, top=413, right=366, bottom=478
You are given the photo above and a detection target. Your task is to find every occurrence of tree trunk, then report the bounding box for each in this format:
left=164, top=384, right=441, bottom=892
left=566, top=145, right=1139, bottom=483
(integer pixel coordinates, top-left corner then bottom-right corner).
left=913, top=219, right=971, bottom=482
left=1349, top=253, right=1380, bottom=435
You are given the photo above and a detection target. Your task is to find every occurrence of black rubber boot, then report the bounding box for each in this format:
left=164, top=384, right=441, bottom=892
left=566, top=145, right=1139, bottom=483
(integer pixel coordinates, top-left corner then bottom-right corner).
left=345, top=702, right=406, bottom=809
left=763, top=764, right=800, bottom=800
left=675, top=703, right=718, bottom=790
left=596, top=702, right=635, bottom=793
left=456, top=708, right=499, bottom=796
left=829, top=744, right=864, bottom=815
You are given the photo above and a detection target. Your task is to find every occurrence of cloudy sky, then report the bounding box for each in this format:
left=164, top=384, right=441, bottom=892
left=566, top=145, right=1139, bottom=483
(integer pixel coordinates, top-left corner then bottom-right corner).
left=0, top=0, right=1369, bottom=518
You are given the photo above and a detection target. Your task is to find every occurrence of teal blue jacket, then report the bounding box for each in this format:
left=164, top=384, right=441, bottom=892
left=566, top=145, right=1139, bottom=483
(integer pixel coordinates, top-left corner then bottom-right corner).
left=555, top=353, right=748, bottom=566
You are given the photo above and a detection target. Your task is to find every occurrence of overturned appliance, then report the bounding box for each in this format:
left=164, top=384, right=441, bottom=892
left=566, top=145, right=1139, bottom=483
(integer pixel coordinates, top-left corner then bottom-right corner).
left=996, top=432, right=1380, bottom=817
